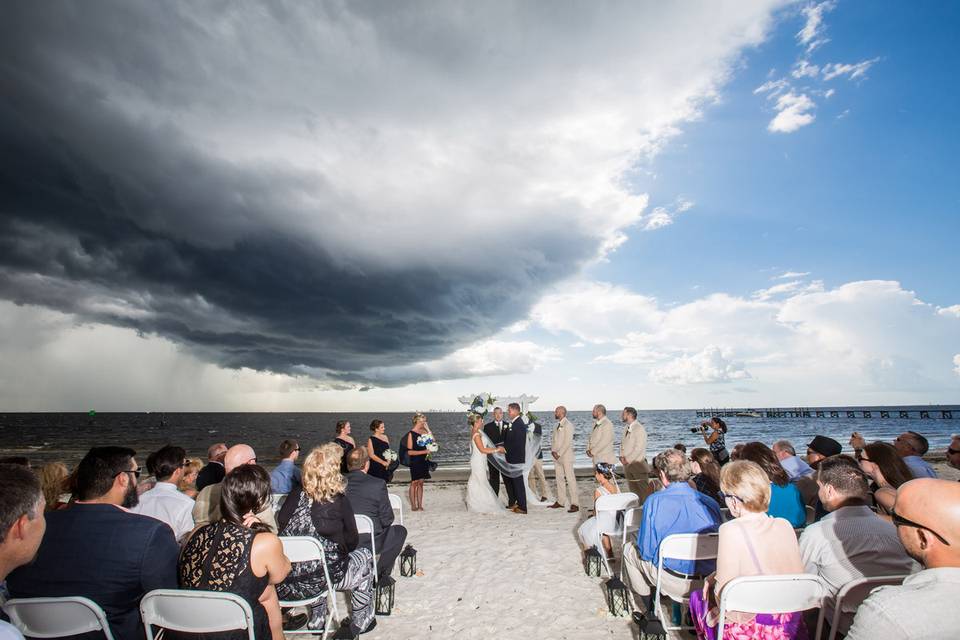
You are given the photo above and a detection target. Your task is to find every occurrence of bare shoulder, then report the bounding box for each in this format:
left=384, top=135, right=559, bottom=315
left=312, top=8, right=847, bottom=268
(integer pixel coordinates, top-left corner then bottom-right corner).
left=252, top=530, right=283, bottom=555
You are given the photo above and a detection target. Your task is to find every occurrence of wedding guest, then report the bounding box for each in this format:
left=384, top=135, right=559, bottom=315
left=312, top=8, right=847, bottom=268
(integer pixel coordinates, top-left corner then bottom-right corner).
left=772, top=440, right=814, bottom=480
left=483, top=407, right=511, bottom=503
left=344, top=447, right=408, bottom=580
left=7, top=447, right=179, bottom=640
left=38, top=461, right=70, bottom=510
left=673, top=443, right=687, bottom=454
left=850, top=430, right=937, bottom=479
left=193, top=444, right=278, bottom=532
left=689, top=448, right=723, bottom=505
left=587, top=404, right=616, bottom=465
left=527, top=418, right=549, bottom=503
left=195, top=442, right=228, bottom=491
left=333, top=420, right=355, bottom=474
left=176, top=465, right=290, bottom=640
left=845, top=479, right=960, bottom=639
left=277, top=444, right=376, bottom=636
left=805, top=435, right=842, bottom=468
left=178, top=458, right=203, bottom=498
left=621, top=407, right=651, bottom=500
left=857, top=441, right=914, bottom=515
left=576, top=463, right=622, bottom=559
left=689, top=460, right=807, bottom=639
left=549, top=406, right=579, bottom=512
left=698, top=416, right=730, bottom=465
left=948, top=434, right=960, bottom=471
left=404, top=412, right=433, bottom=512
left=366, top=419, right=393, bottom=482
left=623, top=449, right=721, bottom=616
left=0, top=464, right=46, bottom=640
left=270, top=439, right=302, bottom=493
left=799, top=455, right=916, bottom=636
left=133, top=445, right=195, bottom=542
left=728, top=443, right=744, bottom=461
left=740, top=442, right=806, bottom=528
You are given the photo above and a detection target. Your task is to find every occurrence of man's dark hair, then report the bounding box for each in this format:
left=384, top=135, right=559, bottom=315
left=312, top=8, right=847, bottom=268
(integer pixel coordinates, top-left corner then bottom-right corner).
left=816, top=455, right=869, bottom=498
left=507, top=402, right=521, bottom=413
left=623, top=407, right=638, bottom=420
left=0, top=464, right=43, bottom=536
left=220, top=465, right=271, bottom=533
left=279, top=439, right=299, bottom=458
left=346, top=446, right=369, bottom=471
left=673, top=443, right=687, bottom=453
left=147, top=445, right=186, bottom=482
left=75, top=446, right=137, bottom=501
left=905, top=431, right=929, bottom=455
left=0, top=456, right=30, bottom=467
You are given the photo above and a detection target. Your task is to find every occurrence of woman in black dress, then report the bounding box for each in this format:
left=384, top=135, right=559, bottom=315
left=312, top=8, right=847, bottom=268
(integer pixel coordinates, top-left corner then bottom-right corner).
left=176, top=465, right=291, bottom=640
left=333, top=420, right=355, bottom=473
left=404, top=412, right=433, bottom=511
left=366, top=419, right=393, bottom=482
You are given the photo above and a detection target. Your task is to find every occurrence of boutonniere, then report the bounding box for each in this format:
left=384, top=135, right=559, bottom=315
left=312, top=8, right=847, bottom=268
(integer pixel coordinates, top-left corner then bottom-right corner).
left=593, top=421, right=601, bottom=429
left=556, top=423, right=563, bottom=430
left=626, top=424, right=633, bottom=434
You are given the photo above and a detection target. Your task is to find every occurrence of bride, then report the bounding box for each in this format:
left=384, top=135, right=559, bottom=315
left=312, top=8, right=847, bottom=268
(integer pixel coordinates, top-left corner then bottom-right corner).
left=466, top=414, right=507, bottom=513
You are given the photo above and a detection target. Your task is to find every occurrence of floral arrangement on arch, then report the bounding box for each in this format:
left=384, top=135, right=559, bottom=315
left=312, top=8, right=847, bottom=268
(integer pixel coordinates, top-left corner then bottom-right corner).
left=465, top=392, right=497, bottom=420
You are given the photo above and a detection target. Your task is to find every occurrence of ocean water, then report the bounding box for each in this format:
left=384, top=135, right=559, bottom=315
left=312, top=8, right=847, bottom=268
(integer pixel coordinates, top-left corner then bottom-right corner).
left=0, top=407, right=957, bottom=468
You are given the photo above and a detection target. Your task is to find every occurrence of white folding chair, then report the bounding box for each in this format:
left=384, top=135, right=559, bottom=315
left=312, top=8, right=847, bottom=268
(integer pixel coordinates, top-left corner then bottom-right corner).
left=279, top=536, right=340, bottom=638
left=653, top=532, right=720, bottom=631
left=594, top=492, right=640, bottom=576
left=619, top=505, right=643, bottom=580
left=719, top=507, right=732, bottom=522
left=140, top=589, right=255, bottom=640
left=389, top=493, right=404, bottom=525
left=270, top=493, right=288, bottom=512
left=805, top=505, right=816, bottom=525
left=827, top=575, right=907, bottom=640
left=3, top=596, right=115, bottom=640
left=717, top=574, right=825, bottom=640
left=354, top=514, right=378, bottom=585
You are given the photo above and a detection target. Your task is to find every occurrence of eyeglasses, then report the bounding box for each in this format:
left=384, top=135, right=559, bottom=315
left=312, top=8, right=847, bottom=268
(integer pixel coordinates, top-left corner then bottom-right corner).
left=855, top=452, right=871, bottom=463
left=891, top=510, right=951, bottom=546
left=947, top=447, right=960, bottom=456
left=717, top=491, right=743, bottom=503
left=115, top=469, right=141, bottom=479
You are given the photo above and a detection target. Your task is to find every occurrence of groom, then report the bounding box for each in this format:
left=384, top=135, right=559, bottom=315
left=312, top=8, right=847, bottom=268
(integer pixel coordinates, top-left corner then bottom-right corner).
left=504, top=403, right=528, bottom=514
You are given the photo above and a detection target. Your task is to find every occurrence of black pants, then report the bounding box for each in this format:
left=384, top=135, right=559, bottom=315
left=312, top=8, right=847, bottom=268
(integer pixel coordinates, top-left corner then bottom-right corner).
left=510, top=475, right=526, bottom=510
left=489, top=461, right=517, bottom=506
left=361, top=525, right=408, bottom=580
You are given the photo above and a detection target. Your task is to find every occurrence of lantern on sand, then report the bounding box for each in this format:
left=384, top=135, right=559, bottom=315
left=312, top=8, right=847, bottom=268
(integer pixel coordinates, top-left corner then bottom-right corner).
left=584, top=547, right=602, bottom=577
left=375, top=576, right=395, bottom=615
left=400, top=544, right=417, bottom=577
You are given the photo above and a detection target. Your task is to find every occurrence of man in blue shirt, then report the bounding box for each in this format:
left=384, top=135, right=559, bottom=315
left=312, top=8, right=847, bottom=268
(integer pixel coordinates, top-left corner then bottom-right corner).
left=270, top=439, right=302, bottom=493
left=623, top=448, right=721, bottom=615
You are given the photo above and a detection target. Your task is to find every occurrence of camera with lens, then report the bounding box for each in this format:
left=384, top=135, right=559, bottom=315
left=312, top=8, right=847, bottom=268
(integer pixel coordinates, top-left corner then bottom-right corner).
left=690, top=424, right=706, bottom=434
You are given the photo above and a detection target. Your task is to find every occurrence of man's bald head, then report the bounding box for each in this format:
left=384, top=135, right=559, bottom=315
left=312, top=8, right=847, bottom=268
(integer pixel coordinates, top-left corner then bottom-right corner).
left=894, top=478, right=960, bottom=568
left=224, top=444, right=256, bottom=473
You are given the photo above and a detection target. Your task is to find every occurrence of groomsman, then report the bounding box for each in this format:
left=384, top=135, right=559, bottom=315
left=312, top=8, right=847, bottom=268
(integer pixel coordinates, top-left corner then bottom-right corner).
left=549, top=406, right=579, bottom=512
left=483, top=407, right=516, bottom=507
left=527, top=420, right=549, bottom=503
left=587, top=404, right=616, bottom=465
left=620, top=406, right=651, bottom=499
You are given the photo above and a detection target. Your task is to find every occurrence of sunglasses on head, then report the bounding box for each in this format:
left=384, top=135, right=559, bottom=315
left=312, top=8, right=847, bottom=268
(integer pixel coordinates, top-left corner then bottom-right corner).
left=115, top=469, right=141, bottom=479
left=947, top=447, right=960, bottom=456
left=891, top=510, right=951, bottom=546
left=717, top=491, right=743, bottom=503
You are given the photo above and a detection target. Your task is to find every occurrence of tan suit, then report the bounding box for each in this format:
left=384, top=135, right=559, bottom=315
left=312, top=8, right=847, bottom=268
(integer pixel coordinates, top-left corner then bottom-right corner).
left=621, top=420, right=651, bottom=500
left=587, top=416, right=616, bottom=465
left=192, top=482, right=278, bottom=534
left=551, top=417, right=578, bottom=507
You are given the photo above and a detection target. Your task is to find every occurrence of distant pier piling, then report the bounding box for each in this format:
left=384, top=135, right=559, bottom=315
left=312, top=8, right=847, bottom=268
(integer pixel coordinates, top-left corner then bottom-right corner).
left=694, top=406, right=957, bottom=419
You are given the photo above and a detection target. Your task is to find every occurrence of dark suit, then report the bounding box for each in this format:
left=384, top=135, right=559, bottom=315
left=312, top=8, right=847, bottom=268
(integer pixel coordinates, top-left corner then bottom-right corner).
left=504, top=416, right=528, bottom=511
left=483, top=419, right=514, bottom=506
left=195, top=461, right=224, bottom=491
left=344, top=470, right=408, bottom=579
left=7, top=503, right=179, bottom=640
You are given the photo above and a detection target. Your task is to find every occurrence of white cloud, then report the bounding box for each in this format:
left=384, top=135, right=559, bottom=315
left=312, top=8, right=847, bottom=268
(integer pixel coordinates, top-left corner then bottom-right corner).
left=650, top=345, right=751, bottom=384
left=792, top=59, right=820, bottom=78
left=768, top=92, right=816, bottom=133
left=954, top=354, right=960, bottom=377
left=824, top=89, right=835, bottom=98
left=530, top=281, right=663, bottom=344
left=939, top=305, right=960, bottom=318
left=797, top=1, right=836, bottom=53
left=822, top=58, right=880, bottom=81
left=641, top=198, right=695, bottom=231
left=754, top=279, right=824, bottom=301
left=774, top=271, right=811, bottom=279
left=754, top=78, right=790, bottom=97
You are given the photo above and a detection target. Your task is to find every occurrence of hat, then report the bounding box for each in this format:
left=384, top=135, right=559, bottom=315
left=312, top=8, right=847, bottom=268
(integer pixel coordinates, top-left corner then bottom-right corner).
left=807, top=435, right=842, bottom=457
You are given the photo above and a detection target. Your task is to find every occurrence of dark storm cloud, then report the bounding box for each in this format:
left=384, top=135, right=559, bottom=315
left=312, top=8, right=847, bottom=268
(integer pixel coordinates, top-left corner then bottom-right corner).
left=0, top=2, right=597, bottom=385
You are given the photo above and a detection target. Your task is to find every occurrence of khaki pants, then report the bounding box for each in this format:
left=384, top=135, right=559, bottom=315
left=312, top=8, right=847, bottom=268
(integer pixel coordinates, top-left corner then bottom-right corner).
left=624, top=461, right=650, bottom=501
left=528, top=459, right=549, bottom=499
left=553, top=455, right=579, bottom=507
left=622, top=543, right=703, bottom=611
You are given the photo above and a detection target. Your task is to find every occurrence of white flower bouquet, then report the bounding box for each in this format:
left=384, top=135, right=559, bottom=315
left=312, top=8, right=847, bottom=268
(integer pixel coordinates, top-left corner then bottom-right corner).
left=382, top=449, right=398, bottom=463
left=426, top=442, right=439, bottom=453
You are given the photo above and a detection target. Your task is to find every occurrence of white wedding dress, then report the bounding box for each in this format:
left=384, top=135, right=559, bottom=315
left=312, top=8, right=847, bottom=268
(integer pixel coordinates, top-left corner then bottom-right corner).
left=466, top=435, right=505, bottom=513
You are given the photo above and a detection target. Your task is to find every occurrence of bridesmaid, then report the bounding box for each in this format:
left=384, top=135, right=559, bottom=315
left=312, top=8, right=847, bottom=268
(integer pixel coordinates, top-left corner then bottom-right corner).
left=404, top=413, right=432, bottom=511
left=366, top=419, right=392, bottom=482
left=333, top=420, right=355, bottom=473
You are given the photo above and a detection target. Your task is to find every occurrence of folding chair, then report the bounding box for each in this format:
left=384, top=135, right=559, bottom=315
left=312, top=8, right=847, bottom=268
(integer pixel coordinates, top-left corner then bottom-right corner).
left=279, top=536, right=340, bottom=638
left=717, top=574, right=825, bottom=640
left=140, top=589, right=255, bottom=640
left=619, top=505, right=643, bottom=581
left=594, top=492, right=640, bottom=576
left=805, top=505, right=816, bottom=526
left=826, top=575, right=908, bottom=640
left=270, top=493, right=288, bottom=513
left=354, top=514, right=378, bottom=586
left=653, top=532, right=720, bottom=631
left=3, top=596, right=115, bottom=640
left=388, top=493, right=404, bottom=525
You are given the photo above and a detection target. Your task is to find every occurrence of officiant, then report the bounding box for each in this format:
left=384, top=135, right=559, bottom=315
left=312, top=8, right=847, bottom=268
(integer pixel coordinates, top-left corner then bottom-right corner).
left=483, top=407, right=516, bottom=507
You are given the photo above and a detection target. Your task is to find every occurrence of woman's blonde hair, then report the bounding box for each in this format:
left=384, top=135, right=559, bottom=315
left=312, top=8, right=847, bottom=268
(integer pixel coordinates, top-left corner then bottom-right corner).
left=39, top=462, right=69, bottom=508
left=302, top=443, right=346, bottom=503
left=178, top=458, right=203, bottom=491
left=468, top=414, right=483, bottom=428
left=412, top=412, right=426, bottom=427
left=719, top=460, right=771, bottom=512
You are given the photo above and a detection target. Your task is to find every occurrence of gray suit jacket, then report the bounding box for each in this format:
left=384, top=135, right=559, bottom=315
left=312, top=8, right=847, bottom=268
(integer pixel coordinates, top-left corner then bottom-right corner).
left=344, top=470, right=394, bottom=538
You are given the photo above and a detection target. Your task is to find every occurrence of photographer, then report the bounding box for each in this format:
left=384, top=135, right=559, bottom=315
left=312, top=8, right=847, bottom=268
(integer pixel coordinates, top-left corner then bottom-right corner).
left=692, top=416, right=729, bottom=466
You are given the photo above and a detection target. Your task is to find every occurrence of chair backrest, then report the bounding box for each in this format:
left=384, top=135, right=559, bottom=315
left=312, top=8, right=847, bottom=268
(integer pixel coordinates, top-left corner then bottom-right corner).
left=828, top=575, right=908, bottom=640
left=388, top=493, right=403, bottom=525
left=622, top=506, right=643, bottom=537
left=140, top=589, right=255, bottom=640
left=3, top=596, right=115, bottom=640
left=805, top=505, right=816, bottom=525
left=280, top=535, right=325, bottom=563
left=717, top=574, right=824, bottom=640
left=354, top=514, right=374, bottom=535
left=270, top=493, right=287, bottom=512
left=658, top=532, right=720, bottom=564
left=595, top=492, right=639, bottom=514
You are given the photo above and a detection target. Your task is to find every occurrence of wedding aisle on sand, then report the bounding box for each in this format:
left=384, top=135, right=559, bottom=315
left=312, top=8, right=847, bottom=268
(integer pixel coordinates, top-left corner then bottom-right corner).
left=351, top=481, right=634, bottom=640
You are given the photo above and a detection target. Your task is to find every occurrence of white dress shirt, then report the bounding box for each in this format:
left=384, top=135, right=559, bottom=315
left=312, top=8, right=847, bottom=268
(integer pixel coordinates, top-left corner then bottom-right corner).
left=845, top=567, right=960, bottom=640
left=903, top=455, right=937, bottom=479
left=132, top=481, right=195, bottom=542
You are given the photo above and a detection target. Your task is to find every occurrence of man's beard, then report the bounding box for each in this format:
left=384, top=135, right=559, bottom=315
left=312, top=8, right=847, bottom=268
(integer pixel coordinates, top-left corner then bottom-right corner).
left=122, top=481, right=139, bottom=508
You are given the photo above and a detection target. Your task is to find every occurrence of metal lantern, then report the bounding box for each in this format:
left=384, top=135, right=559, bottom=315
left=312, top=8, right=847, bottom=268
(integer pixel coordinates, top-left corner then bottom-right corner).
left=400, top=544, right=417, bottom=577
left=605, top=576, right=630, bottom=617
left=375, top=576, right=395, bottom=615
left=633, top=612, right=667, bottom=640
left=584, top=547, right=602, bottom=577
